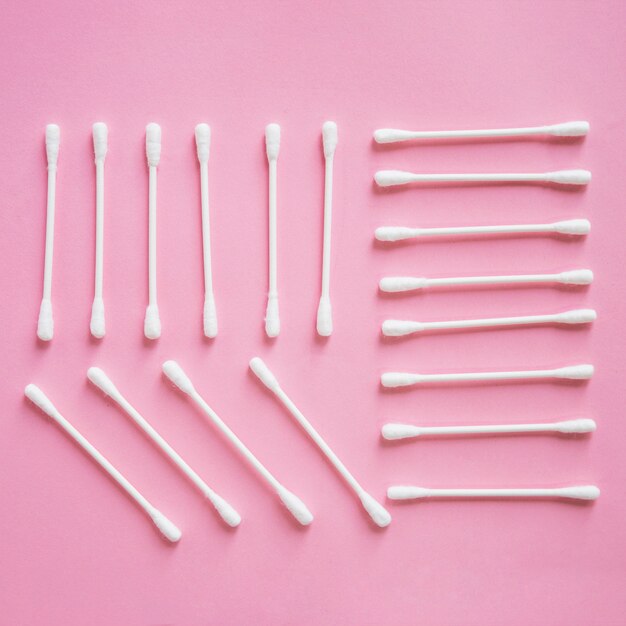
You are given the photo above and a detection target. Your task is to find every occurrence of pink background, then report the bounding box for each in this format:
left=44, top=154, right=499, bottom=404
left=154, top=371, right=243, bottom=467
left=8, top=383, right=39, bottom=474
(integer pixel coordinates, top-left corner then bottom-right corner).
left=1, top=1, right=625, bottom=624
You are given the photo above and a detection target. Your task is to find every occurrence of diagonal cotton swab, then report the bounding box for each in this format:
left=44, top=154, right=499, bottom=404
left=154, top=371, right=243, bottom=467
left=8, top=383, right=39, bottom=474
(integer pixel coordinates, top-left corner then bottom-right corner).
left=162, top=360, right=312, bottom=526
left=374, top=121, right=590, bottom=144
left=195, top=124, right=218, bottom=338
left=24, top=384, right=181, bottom=542
left=387, top=485, right=600, bottom=501
left=144, top=123, right=162, bottom=339
left=250, top=357, right=391, bottom=527
left=88, top=367, right=240, bottom=527
left=264, top=123, right=280, bottom=337
left=381, top=364, right=594, bottom=388
left=375, top=169, right=591, bottom=187
left=316, top=121, right=338, bottom=336
left=379, top=269, right=593, bottom=293
left=382, top=309, right=597, bottom=337
left=90, top=123, right=108, bottom=338
left=382, top=418, right=596, bottom=440
left=37, top=124, right=60, bottom=341
left=375, top=219, right=590, bottom=242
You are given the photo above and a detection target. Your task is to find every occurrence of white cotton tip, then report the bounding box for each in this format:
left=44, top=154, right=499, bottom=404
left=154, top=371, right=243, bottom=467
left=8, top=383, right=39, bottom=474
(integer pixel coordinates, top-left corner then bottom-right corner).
left=553, top=219, right=590, bottom=235
left=381, top=423, right=421, bottom=440
left=554, top=364, right=594, bottom=380
left=37, top=299, right=54, bottom=341
left=148, top=508, right=182, bottom=542
left=249, top=357, right=281, bottom=393
left=382, top=320, right=424, bottom=337
left=316, top=296, right=333, bottom=336
left=207, top=493, right=241, bottom=527
left=90, top=297, right=105, bottom=339
left=162, top=360, right=196, bottom=395
left=549, top=121, right=589, bottom=137
left=264, top=293, right=280, bottom=338
left=265, top=123, right=280, bottom=161
left=379, top=277, right=428, bottom=292
left=45, top=124, right=60, bottom=167
left=546, top=169, right=591, bottom=185
left=322, top=121, right=338, bottom=158
left=381, top=373, right=415, bottom=388
left=558, top=269, right=594, bottom=285
left=557, top=485, right=600, bottom=500
left=25, top=384, right=61, bottom=419
left=557, top=309, right=597, bottom=324
left=92, top=122, right=108, bottom=162
left=146, top=123, right=162, bottom=167
left=387, top=486, right=428, bottom=500
left=87, top=367, right=120, bottom=398
left=276, top=486, right=313, bottom=526
left=375, top=170, right=414, bottom=187
left=375, top=227, right=415, bottom=242
left=359, top=492, right=392, bottom=527
left=555, top=419, right=597, bottom=434
left=195, top=123, right=211, bottom=163
left=144, top=304, right=161, bottom=340
left=203, top=294, right=218, bottom=338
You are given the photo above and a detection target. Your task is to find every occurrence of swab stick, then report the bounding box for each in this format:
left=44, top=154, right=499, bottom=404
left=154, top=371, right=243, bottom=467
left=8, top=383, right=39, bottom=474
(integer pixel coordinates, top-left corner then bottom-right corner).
left=379, top=269, right=593, bottom=292
left=381, top=364, right=594, bottom=388
left=24, top=384, right=181, bottom=542
left=382, top=418, right=596, bottom=440
left=88, top=367, right=241, bottom=527
left=195, top=124, right=217, bottom=338
left=90, top=123, right=108, bottom=338
left=37, top=124, right=60, bottom=341
left=317, top=121, right=338, bottom=336
left=375, top=169, right=591, bottom=187
left=374, top=121, right=589, bottom=144
left=144, top=123, right=162, bottom=340
left=375, top=219, right=590, bottom=242
left=382, top=309, right=597, bottom=337
left=265, top=123, right=280, bottom=337
left=387, top=485, right=600, bottom=501
left=162, top=360, right=313, bottom=526
left=249, top=357, right=391, bottom=527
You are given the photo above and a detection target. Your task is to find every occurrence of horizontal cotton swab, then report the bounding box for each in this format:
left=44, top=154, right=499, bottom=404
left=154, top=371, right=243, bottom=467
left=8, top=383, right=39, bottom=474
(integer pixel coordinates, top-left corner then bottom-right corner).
left=381, top=364, right=594, bottom=388
left=375, top=219, right=590, bottom=242
left=162, top=360, right=313, bottom=526
left=88, top=367, right=241, bottom=527
left=374, top=121, right=590, bottom=144
left=387, top=485, right=600, bottom=501
left=382, top=309, right=597, bottom=337
left=375, top=169, right=591, bottom=187
left=379, top=269, right=593, bottom=293
left=382, top=418, right=596, bottom=440
left=250, top=357, right=391, bottom=528
left=24, top=384, right=181, bottom=542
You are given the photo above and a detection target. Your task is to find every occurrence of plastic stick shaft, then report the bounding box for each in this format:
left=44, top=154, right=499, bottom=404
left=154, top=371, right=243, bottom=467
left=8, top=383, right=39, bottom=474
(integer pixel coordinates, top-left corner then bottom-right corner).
left=148, top=166, right=158, bottom=306
left=200, top=161, right=213, bottom=295
left=43, top=167, right=56, bottom=300
left=321, top=156, right=333, bottom=298
left=94, top=161, right=104, bottom=298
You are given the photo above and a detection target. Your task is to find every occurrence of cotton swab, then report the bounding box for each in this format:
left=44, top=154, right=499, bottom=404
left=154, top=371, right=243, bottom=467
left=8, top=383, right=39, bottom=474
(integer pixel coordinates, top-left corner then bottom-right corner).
left=375, top=219, right=590, bottom=242
left=90, top=123, right=108, bottom=338
left=374, top=121, right=590, bottom=144
left=250, top=357, right=391, bottom=528
left=195, top=124, right=217, bottom=338
left=381, top=364, right=594, bottom=388
left=162, top=360, right=313, bottom=526
left=144, top=123, right=162, bottom=340
left=265, top=123, right=280, bottom=338
left=379, top=269, right=593, bottom=293
left=387, top=485, right=600, bottom=501
left=37, top=124, right=60, bottom=341
left=316, top=121, right=338, bottom=336
left=87, top=367, right=241, bottom=527
left=24, top=384, right=181, bottom=542
left=382, top=418, right=596, bottom=440
left=382, top=309, right=597, bottom=337
left=374, top=169, right=591, bottom=187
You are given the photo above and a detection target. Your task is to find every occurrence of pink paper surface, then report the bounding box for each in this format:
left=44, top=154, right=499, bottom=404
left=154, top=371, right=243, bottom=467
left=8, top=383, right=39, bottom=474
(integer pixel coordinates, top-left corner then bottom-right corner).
left=1, top=1, right=625, bottom=624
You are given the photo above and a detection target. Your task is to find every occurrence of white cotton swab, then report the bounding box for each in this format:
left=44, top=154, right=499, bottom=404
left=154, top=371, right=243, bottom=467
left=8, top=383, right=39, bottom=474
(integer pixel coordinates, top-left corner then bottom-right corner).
left=382, top=418, right=596, bottom=440
left=195, top=124, right=217, bottom=338
left=144, top=123, right=162, bottom=340
left=87, top=367, right=241, bottom=527
left=381, top=364, right=594, bottom=388
left=316, top=121, right=338, bottom=336
left=24, top=384, right=181, bottom=542
left=90, top=123, right=108, bottom=339
left=379, top=269, right=593, bottom=293
left=162, top=360, right=313, bottom=526
left=387, top=485, right=600, bottom=501
left=250, top=357, right=391, bottom=528
left=374, top=121, right=590, bottom=144
left=382, top=309, right=596, bottom=337
left=374, top=169, right=591, bottom=187
left=37, top=124, right=60, bottom=341
left=375, top=219, right=590, bottom=242
left=265, top=123, right=280, bottom=338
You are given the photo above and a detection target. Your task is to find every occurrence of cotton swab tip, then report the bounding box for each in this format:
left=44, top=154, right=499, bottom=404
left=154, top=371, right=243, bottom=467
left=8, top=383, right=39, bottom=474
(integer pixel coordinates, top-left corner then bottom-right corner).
left=555, top=364, right=594, bottom=380
left=322, top=121, right=338, bottom=158
left=381, top=423, right=421, bottom=439
left=148, top=508, right=182, bottom=542
left=195, top=123, right=211, bottom=163
left=145, top=123, right=161, bottom=167
left=92, top=122, right=108, bottom=162
left=203, top=294, right=218, bottom=338
left=550, top=121, right=589, bottom=136
left=382, top=320, right=424, bottom=336
left=162, top=360, right=196, bottom=395
left=90, top=297, right=105, bottom=338
left=555, top=419, right=596, bottom=433
left=546, top=169, right=591, bottom=185
left=45, top=124, right=60, bottom=167
left=37, top=299, right=53, bottom=341
left=144, top=304, right=161, bottom=339
left=208, top=493, right=242, bottom=527
left=379, top=276, right=428, bottom=292
left=87, top=367, right=120, bottom=398
left=276, top=486, right=314, bottom=526
left=387, top=486, right=428, bottom=500
left=559, top=485, right=600, bottom=500
left=557, top=309, right=597, bottom=324
left=264, top=293, right=280, bottom=337
left=249, top=357, right=281, bottom=393
left=375, top=170, right=413, bottom=187
left=381, top=373, right=415, bottom=388
left=316, top=295, right=333, bottom=336
left=558, top=269, right=593, bottom=285
left=359, top=492, right=392, bottom=527
left=553, top=219, right=590, bottom=235
left=25, top=384, right=60, bottom=418
left=375, top=227, right=415, bottom=242
left=265, top=123, right=280, bottom=161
